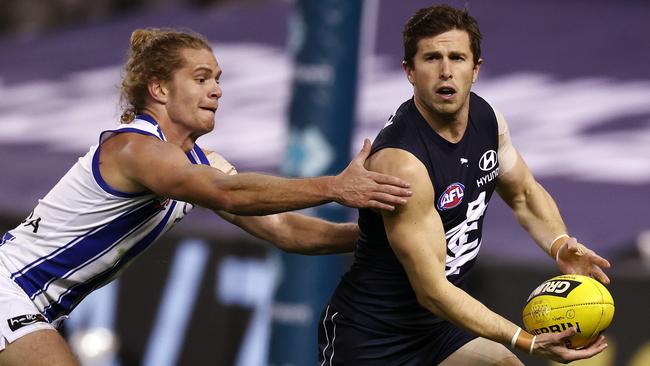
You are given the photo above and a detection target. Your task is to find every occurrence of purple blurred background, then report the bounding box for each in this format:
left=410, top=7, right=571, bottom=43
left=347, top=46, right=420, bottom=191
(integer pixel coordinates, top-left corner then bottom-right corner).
left=1, top=1, right=649, bottom=365
left=1, top=0, right=648, bottom=261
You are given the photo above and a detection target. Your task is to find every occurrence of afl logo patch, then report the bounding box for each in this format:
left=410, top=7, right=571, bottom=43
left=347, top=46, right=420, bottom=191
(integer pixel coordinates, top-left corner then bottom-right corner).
left=438, top=183, right=465, bottom=210
left=479, top=150, right=498, bottom=171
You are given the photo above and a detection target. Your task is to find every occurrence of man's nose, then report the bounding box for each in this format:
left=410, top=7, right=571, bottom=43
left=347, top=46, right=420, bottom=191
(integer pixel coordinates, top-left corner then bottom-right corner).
left=210, top=81, right=222, bottom=99
left=440, top=59, right=452, bottom=80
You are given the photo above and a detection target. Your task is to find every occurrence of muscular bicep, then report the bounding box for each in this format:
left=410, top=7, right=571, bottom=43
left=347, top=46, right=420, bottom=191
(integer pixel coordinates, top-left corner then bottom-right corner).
left=110, top=133, right=230, bottom=207
left=368, top=149, right=448, bottom=293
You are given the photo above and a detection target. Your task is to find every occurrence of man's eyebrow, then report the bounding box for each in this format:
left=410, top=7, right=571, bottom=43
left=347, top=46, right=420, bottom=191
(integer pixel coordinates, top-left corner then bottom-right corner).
left=191, top=66, right=222, bottom=79
left=193, top=66, right=214, bottom=73
left=421, top=50, right=469, bottom=57
left=421, top=50, right=442, bottom=56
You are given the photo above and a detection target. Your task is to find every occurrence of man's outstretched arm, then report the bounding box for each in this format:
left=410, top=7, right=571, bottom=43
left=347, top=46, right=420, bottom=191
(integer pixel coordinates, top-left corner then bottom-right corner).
left=111, top=135, right=411, bottom=215
left=493, top=110, right=610, bottom=284
left=208, top=150, right=358, bottom=255
left=217, top=211, right=358, bottom=255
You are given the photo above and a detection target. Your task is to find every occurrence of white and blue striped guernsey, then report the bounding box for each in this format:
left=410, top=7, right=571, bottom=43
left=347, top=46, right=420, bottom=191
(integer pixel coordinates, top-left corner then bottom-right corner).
left=0, top=115, right=210, bottom=323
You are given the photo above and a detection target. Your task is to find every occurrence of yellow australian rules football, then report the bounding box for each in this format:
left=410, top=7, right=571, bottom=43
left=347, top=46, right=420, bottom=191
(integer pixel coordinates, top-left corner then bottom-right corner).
left=522, top=274, right=614, bottom=349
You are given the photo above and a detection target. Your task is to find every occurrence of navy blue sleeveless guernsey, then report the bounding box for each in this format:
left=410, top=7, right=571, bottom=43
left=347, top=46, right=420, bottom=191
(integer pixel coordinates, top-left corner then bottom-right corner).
left=330, top=92, right=500, bottom=333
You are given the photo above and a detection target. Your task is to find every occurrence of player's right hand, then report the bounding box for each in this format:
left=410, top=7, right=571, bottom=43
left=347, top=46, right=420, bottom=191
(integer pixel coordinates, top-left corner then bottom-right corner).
left=532, top=327, right=608, bottom=363
left=333, top=139, right=412, bottom=211
left=557, top=237, right=611, bottom=285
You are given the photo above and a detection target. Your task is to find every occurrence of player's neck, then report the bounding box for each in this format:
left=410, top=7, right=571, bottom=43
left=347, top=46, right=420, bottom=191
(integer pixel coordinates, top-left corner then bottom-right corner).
left=413, top=97, right=469, bottom=144
left=142, top=108, right=196, bottom=152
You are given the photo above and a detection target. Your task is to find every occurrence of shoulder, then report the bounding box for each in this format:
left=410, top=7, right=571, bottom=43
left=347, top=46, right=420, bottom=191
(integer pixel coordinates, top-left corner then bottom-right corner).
left=104, top=131, right=164, bottom=154
left=469, top=92, right=497, bottom=118
left=372, top=99, right=422, bottom=152
left=103, top=132, right=188, bottom=169
left=476, top=95, right=508, bottom=136
left=371, top=149, right=435, bottom=218
left=470, top=92, right=506, bottom=135
left=100, top=118, right=164, bottom=144
left=367, top=148, right=429, bottom=181
left=382, top=99, right=418, bottom=130
left=469, top=92, right=492, bottom=110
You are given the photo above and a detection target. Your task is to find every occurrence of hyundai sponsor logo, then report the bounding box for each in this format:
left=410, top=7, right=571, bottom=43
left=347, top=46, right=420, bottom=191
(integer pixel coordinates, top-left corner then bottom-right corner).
left=479, top=150, right=498, bottom=171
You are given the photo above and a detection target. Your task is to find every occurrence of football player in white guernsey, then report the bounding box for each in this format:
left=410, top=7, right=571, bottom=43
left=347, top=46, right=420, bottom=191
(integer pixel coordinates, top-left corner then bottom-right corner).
left=360, top=5, right=611, bottom=366
left=0, top=28, right=412, bottom=365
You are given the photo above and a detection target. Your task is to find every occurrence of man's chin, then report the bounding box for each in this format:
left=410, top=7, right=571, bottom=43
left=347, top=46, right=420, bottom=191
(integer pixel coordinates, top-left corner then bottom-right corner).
left=204, top=119, right=215, bottom=133
left=194, top=116, right=215, bottom=135
left=433, top=102, right=462, bottom=116
left=204, top=112, right=216, bottom=125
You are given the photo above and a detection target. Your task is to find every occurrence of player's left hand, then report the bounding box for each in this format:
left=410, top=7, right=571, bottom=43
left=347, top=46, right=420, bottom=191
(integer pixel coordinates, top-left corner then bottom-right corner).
left=533, top=327, right=608, bottom=363
left=557, top=237, right=611, bottom=285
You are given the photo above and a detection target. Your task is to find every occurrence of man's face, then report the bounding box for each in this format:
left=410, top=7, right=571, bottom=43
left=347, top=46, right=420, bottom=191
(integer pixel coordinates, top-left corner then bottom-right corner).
left=165, top=48, right=222, bottom=136
left=403, top=29, right=481, bottom=120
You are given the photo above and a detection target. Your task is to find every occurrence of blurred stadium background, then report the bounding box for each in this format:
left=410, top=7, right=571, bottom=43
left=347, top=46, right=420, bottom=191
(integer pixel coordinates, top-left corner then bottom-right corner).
left=1, top=0, right=649, bottom=365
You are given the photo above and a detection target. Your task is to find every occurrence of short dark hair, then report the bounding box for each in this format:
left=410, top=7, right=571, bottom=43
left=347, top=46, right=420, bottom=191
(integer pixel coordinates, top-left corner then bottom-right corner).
left=403, top=4, right=482, bottom=67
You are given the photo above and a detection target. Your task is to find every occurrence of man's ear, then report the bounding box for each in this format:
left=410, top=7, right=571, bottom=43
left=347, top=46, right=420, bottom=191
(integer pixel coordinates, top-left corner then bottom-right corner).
left=402, top=60, right=415, bottom=85
left=147, top=79, right=168, bottom=104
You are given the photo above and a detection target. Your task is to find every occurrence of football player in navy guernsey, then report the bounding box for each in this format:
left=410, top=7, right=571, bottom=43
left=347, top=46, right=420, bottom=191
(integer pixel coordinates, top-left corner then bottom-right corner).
left=0, top=28, right=413, bottom=366
left=318, top=5, right=611, bottom=365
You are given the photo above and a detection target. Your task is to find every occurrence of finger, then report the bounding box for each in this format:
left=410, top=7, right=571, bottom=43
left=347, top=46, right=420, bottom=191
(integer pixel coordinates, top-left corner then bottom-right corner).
left=558, top=326, right=578, bottom=340
left=567, top=239, right=585, bottom=256
left=354, top=138, right=372, bottom=162
left=590, top=267, right=611, bottom=285
left=592, top=335, right=607, bottom=348
left=571, top=246, right=586, bottom=257
left=571, top=336, right=608, bottom=359
left=585, top=335, right=606, bottom=348
left=371, top=192, right=408, bottom=206
left=366, top=200, right=395, bottom=211
left=369, top=171, right=411, bottom=188
left=588, top=252, right=611, bottom=269
left=374, top=184, right=412, bottom=197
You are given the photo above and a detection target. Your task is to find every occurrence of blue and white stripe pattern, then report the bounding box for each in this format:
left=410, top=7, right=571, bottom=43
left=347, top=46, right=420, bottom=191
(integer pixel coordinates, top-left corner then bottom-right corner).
left=0, top=115, right=208, bottom=322
left=0, top=232, right=15, bottom=247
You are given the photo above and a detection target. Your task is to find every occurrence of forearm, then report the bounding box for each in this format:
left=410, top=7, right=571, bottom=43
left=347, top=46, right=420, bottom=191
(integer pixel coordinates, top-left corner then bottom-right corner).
left=218, top=211, right=358, bottom=255
left=508, top=181, right=568, bottom=255
left=269, top=213, right=358, bottom=254
left=207, top=172, right=337, bottom=215
left=415, top=277, right=524, bottom=348
left=497, top=156, right=568, bottom=257
left=388, top=226, right=528, bottom=350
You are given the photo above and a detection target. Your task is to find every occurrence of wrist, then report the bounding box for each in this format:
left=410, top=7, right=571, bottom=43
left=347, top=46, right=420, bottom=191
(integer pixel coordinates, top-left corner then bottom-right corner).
left=319, top=176, right=338, bottom=203
left=510, top=327, right=522, bottom=349
left=511, top=328, right=535, bottom=354
left=549, top=234, right=569, bottom=261
left=529, top=335, right=537, bottom=355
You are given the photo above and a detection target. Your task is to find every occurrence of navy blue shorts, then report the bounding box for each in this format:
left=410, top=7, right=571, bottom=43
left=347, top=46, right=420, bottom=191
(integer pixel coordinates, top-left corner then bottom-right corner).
left=318, top=304, right=476, bottom=365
